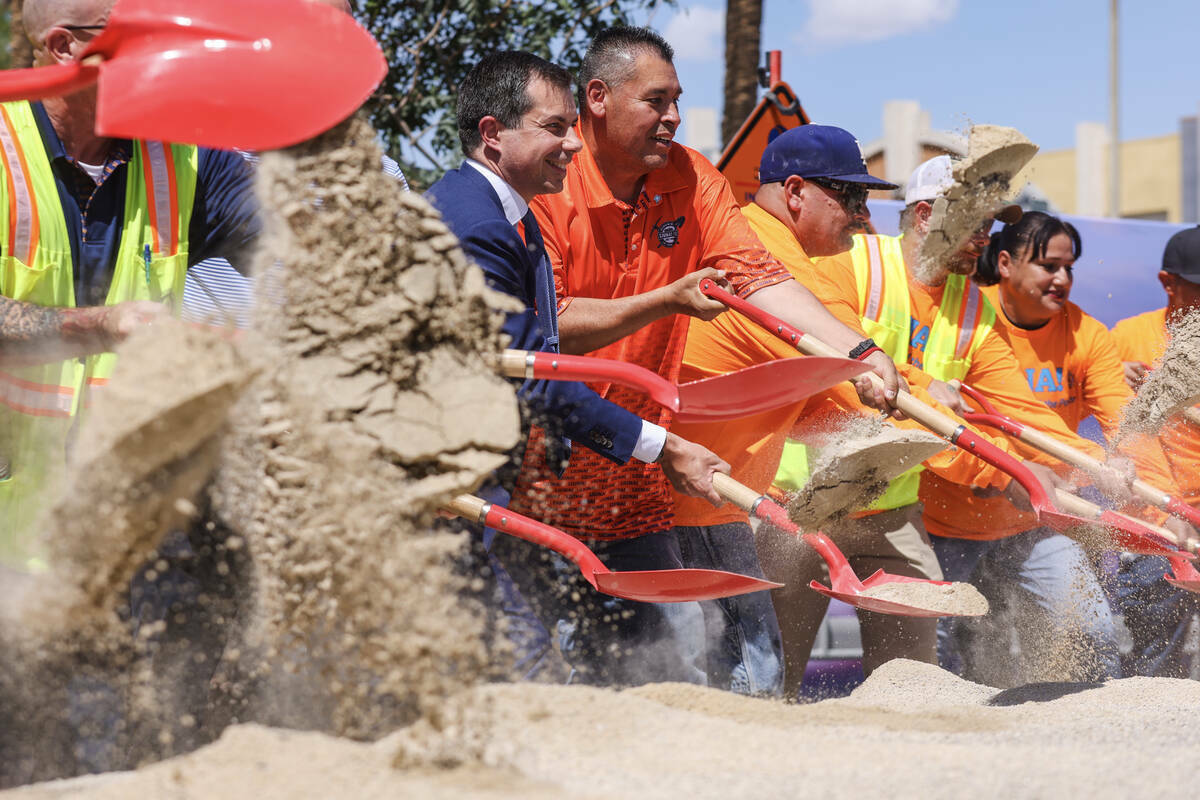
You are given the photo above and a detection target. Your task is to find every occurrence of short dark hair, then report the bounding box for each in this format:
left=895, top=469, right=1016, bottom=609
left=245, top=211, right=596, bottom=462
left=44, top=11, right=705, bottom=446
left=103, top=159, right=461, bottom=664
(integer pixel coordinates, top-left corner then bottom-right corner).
left=974, top=211, right=1082, bottom=286
left=576, top=26, right=674, bottom=114
left=456, top=51, right=574, bottom=154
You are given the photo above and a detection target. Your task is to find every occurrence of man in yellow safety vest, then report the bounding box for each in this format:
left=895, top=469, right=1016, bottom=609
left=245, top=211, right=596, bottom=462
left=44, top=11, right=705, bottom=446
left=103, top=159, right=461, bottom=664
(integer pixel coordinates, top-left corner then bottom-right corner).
left=0, top=0, right=258, bottom=569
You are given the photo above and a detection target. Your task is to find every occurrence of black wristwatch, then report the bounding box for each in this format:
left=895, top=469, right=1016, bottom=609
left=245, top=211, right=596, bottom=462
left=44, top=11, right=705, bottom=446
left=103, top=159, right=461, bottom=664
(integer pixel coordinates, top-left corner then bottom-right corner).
left=848, top=338, right=880, bottom=360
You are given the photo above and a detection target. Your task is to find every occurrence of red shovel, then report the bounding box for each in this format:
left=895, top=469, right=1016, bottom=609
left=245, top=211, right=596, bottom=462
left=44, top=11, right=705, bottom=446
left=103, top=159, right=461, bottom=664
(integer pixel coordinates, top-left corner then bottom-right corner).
left=1165, top=554, right=1200, bottom=593
left=698, top=279, right=1194, bottom=561
left=958, top=382, right=1200, bottom=536
left=0, top=0, right=386, bottom=150
left=499, top=349, right=869, bottom=423
left=443, top=494, right=783, bottom=603
left=711, top=473, right=982, bottom=617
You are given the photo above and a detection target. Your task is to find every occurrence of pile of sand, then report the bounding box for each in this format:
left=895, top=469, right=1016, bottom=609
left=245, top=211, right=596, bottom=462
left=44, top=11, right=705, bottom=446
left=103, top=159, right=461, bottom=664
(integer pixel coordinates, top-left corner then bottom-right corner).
left=915, top=124, right=1037, bottom=282
left=857, top=580, right=989, bottom=616
left=14, top=659, right=1200, bottom=799
left=785, top=413, right=946, bottom=530
left=1117, top=307, right=1200, bottom=439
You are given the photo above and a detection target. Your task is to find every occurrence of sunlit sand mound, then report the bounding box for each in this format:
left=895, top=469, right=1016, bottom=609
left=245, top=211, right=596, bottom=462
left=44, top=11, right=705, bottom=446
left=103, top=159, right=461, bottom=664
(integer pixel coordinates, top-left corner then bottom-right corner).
left=14, top=659, right=1200, bottom=800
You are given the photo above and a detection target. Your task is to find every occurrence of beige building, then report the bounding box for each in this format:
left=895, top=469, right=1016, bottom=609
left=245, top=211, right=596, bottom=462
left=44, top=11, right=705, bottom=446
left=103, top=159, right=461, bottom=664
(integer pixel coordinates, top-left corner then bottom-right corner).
left=860, top=100, right=1200, bottom=223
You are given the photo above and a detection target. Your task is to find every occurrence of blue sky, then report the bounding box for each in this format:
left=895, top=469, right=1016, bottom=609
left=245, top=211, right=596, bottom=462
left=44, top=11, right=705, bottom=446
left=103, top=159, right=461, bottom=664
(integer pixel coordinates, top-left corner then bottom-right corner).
left=643, top=0, right=1200, bottom=154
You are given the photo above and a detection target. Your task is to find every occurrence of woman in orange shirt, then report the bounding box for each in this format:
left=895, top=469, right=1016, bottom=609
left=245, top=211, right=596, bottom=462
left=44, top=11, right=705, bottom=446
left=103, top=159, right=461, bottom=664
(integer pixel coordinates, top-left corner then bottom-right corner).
left=931, top=212, right=1183, bottom=685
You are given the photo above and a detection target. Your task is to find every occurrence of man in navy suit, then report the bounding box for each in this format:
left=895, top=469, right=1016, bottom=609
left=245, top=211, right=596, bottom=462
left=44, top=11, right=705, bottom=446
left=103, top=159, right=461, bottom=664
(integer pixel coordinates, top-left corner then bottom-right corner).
left=427, top=51, right=725, bottom=685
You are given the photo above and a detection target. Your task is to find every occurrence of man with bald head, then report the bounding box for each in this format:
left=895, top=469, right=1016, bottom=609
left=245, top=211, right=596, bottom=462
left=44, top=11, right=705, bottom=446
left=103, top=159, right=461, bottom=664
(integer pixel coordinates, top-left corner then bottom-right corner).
left=0, top=0, right=259, bottom=567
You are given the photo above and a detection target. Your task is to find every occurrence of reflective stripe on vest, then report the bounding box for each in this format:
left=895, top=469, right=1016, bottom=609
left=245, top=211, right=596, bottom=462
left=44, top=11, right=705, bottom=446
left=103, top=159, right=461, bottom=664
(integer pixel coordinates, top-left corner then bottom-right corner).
left=774, top=233, right=995, bottom=511
left=140, top=140, right=180, bottom=256
left=0, top=105, right=40, bottom=265
left=0, top=368, right=73, bottom=417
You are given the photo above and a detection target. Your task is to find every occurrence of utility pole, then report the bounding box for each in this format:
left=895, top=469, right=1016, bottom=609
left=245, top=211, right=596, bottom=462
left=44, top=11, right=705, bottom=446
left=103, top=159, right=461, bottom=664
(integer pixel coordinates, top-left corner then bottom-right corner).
left=1108, top=0, right=1120, bottom=218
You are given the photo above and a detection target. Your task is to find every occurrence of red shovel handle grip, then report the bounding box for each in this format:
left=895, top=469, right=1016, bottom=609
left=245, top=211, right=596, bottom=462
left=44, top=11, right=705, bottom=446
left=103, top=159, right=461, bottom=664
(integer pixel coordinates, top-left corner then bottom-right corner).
left=801, top=532, right=864, bottom=592
left=957, top=383, right=1001, bottom=416
left=699, top=279, right=816, bottom=352
left=499, top=350, right=679, bottom=413
left=480, top=504, right=608, bottom=586
left=443, top=494, right=608, bottom=588
left=948, top=425, right=1054, bottom=512
left=0, top=61, right=99, bottom=103
left=1165, top=496, right=1200, bottom=531
left=711, top=473, right=800, bottom=534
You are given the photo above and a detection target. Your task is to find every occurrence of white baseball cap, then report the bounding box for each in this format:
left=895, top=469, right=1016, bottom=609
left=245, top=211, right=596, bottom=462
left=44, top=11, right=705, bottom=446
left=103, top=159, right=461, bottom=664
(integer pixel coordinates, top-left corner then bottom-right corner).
left=904, top=155, right=1022, bottom=223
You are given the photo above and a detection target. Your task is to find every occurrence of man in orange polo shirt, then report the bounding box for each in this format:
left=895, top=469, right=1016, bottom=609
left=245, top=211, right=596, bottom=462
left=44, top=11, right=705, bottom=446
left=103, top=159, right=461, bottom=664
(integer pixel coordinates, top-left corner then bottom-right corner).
left=508, top=27, right=904, bottom=688
left=670, top=125, right=1047, bottom=695
left=1112, top=225, right=1200, bottom=677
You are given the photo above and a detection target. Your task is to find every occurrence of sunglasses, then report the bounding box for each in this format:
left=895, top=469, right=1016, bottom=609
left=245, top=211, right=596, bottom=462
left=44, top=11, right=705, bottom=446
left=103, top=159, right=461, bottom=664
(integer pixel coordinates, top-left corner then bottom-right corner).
left=808, top=177, right=870, bottom=215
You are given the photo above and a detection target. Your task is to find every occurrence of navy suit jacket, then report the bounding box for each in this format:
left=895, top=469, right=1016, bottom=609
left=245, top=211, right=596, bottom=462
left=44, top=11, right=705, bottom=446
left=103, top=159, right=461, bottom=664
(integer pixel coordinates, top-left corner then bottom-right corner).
left=427, top=164, right=643, bottom=475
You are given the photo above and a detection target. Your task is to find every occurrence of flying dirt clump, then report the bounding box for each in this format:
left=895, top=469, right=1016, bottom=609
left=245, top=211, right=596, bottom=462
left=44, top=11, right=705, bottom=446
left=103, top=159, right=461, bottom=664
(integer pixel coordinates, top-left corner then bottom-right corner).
left=209, top=112, right=522, bottom=740
left=1116, top=307, right=1200, bottom=440
left=784, top=413, right=947, bottom=531
left=914, top=124, right=1038, bottom=283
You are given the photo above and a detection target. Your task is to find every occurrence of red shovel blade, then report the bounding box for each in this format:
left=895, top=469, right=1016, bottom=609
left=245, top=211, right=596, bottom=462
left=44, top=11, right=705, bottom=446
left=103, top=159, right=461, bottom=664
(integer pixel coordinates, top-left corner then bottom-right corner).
left=596, top=568, right=782, bottom=603
left=674, top=356, right=869, bottom=423
left=808, top=576, right=966, bottom=619
left=478, top=501, right=781, bottom=603
left=1165, top=555, right=1200, bottom=594
left=802, top=532, right=983, bottom=617
left=88, top=0, right=386, bottom=149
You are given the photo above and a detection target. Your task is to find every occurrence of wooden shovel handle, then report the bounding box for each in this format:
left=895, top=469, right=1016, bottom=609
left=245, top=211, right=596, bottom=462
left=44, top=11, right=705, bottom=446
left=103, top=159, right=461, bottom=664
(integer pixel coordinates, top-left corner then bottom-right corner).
left=711, top=472, right=764, bottom=511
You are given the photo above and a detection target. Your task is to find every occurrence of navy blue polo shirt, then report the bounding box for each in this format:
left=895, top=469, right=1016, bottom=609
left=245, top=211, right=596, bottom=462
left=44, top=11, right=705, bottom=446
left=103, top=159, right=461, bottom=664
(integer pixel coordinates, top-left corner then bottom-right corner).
left=25, top=101, right=259, bottom=307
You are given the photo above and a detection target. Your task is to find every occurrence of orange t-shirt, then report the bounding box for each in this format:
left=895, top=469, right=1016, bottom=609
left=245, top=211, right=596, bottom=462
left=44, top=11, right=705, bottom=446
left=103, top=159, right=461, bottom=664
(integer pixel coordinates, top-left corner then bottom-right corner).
left=508, top=141, right=791, bottom=540
left=921, top=290, right=1176, bottom=540
left=670, top=207, right=1015, bottom=528
left=808, top=248, right=1106, bottom=540
left=1112, top=308, right=1200, bottom=504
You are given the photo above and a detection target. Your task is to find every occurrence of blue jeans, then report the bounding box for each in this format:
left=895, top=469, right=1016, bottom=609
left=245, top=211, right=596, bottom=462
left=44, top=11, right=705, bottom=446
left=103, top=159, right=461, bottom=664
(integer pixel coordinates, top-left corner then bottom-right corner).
left=674, top=522, right=784, bottom=697
left=1116, top=554, right=1198, bottom=677
left=488, top=529, right=707, bottom=687
left=931, top=529, right=1120, bottom=687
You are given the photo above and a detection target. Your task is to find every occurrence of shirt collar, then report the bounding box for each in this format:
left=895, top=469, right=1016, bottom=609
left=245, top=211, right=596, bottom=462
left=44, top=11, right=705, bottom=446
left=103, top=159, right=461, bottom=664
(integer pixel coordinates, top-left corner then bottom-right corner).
left=573, top=126, right=690, bottom=210
left=465, top=158, right=528, bottom=226
left=31, top=100, right=132, bottom=165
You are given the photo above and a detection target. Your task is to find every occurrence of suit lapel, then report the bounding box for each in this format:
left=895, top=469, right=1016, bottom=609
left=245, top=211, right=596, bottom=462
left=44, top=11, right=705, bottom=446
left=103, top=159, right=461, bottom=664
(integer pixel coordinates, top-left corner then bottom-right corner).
left=521, top=210, right=560, bottom=353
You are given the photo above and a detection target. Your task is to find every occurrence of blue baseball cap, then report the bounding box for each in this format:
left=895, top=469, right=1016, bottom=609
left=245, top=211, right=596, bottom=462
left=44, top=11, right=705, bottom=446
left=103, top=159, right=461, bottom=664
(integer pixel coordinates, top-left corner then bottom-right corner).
left=758, top=124, right=898, bottom=189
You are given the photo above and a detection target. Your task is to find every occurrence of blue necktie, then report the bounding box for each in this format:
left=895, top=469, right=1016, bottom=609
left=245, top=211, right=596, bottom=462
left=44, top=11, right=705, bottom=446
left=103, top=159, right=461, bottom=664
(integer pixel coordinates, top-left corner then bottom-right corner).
left=521, top=211, right=571, bottom=475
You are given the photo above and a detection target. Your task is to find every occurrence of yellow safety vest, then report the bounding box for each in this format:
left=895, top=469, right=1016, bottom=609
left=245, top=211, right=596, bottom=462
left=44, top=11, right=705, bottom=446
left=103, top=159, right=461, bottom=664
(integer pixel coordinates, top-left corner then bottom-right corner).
left=774, top=233, right=995, bottom=511
left=0, top=100, right=197, bottom=568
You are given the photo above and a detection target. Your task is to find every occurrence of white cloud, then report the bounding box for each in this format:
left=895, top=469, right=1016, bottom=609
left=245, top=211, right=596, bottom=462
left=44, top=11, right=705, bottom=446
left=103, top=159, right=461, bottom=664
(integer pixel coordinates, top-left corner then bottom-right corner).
left=800, top=0, right=958, bottom=47
left=662, top=6, right=725, bottom=62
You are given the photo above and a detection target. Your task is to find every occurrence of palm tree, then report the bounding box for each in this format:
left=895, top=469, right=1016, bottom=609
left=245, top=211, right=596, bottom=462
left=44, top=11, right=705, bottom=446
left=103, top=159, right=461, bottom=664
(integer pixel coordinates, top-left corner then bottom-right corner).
left=721, top=0, right=762, bottom=147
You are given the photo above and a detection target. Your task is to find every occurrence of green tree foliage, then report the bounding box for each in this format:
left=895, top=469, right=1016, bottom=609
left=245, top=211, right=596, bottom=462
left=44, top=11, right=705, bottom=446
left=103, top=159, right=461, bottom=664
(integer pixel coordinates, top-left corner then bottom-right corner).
left=358, top=0, right=673, bottom=188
